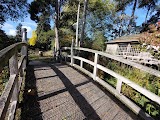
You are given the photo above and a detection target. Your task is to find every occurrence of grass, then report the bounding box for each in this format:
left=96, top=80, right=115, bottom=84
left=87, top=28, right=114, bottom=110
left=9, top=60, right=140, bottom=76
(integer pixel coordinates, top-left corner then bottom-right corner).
left=29, top=50, right=54, bottom=62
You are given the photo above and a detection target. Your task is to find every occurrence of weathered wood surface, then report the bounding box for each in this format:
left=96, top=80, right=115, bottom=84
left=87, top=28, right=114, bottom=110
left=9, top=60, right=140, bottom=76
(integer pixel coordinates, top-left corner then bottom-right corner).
left=22, top=60, right=142, bottom=120
left=0, top=42, right=27, bottom=68
left=0, top=49, right=27, bottom=120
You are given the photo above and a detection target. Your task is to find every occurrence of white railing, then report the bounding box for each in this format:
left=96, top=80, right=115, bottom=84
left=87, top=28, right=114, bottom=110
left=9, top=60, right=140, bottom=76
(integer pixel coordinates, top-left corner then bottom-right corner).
left=62, top=46, right=160, bottom=120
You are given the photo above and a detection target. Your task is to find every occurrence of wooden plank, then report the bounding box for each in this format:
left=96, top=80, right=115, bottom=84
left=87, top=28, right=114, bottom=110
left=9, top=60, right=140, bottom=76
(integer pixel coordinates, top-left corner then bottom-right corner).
left=95, top=77, right=154, bottom=120
left=23, top=62, right=144, bottom=120
left=73, top=56, right=94, bottom=66
left=97, top=64, right=160, bottom=105
left=0, top=75, right=17, bottom=120
left=8, top=101, right=17, bottom=120
left=0, top=45, right=27, bottom=120
left=62, top=47, right=159, bottom=120
left=8, top=51, right=19, bottom=120
left=18, top=55, right=26, bottom=70
left=72, top=64, right=93, bottom=78
left=0, top=42, right=27, bottom=68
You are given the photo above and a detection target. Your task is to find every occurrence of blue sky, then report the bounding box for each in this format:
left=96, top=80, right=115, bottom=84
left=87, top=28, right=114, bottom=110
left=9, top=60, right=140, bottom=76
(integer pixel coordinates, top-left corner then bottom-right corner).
left=1, top=0, right=158, bottom=38
left=1, top=0, right=36, bottom=38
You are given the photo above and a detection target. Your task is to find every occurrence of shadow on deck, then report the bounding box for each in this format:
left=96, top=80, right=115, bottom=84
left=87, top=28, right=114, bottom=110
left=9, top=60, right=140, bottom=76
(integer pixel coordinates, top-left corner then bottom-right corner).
left=20, top=60, right=142, bottom=120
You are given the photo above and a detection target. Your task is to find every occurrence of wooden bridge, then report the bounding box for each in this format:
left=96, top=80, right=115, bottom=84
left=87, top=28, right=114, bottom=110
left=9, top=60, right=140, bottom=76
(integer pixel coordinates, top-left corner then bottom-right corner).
left=0, top=29, right=160, bottom=120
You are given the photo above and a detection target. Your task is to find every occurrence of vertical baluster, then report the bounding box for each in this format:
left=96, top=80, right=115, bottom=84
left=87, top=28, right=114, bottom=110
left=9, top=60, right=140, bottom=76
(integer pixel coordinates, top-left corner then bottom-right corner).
left=116, top=79, right=122, bottom=94
left=93, top=53, right=98, bottom=80
left=71, top=39, right=74, bottom=66
left=80, top=60, right=83, bottom=68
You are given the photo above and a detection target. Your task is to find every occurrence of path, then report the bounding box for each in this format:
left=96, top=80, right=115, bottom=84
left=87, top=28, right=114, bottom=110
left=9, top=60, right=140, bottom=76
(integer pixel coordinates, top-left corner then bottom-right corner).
left=21, top=60, right=142, bottom=120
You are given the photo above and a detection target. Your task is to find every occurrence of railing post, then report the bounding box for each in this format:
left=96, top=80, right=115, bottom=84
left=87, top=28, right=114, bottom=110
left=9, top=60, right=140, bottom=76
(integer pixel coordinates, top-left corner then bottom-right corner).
left=8, top=50, right=18, bottom=120
left=21, top=28, right=27, bottom=70
left=71, top=39, right=74, bottom=66
left=80, top=60, right=83, bottom=68
left=93, top=53, right=98, bottom=80
left=116, top=79, right=122, bottom=94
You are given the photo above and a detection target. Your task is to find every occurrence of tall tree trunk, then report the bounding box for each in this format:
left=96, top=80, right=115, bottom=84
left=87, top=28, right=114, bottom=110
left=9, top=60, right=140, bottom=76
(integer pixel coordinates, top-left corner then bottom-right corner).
left=75, top=1, right=80, bottom=47
left=129, top=0, right=137, bottom=25
left=119, top=11, right=124, bottom=37
left=145, top=5, right=151, bottom=23
left=80, top=0, right=88, bottom=46
left=128, top=0, right=137, bottom=34
left=54, top=0, right=60, bottom=61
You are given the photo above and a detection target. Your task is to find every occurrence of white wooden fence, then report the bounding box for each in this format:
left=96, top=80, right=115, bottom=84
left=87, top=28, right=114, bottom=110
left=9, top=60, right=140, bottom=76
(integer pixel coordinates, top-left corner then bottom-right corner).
left=62, top=46, right=160, bottom=120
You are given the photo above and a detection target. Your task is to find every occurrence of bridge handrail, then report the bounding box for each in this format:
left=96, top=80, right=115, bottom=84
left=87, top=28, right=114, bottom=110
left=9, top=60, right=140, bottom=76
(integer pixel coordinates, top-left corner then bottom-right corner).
left=62, top=46, right=160, bottom=120
left=0, top=42, right=28, bottom=120
left=0, top=42, right=27, bottom=67
left=62, top=47, right=160, bottom=78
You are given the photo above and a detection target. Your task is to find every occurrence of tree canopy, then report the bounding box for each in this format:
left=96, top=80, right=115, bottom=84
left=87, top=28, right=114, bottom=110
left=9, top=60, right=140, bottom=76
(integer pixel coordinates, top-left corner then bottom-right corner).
left=0, top=0, right=28, bottom=24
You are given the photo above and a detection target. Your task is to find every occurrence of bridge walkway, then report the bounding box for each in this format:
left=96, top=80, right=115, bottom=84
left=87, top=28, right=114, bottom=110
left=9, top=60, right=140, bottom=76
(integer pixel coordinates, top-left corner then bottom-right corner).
left=21, top=60, right=141, bottom=120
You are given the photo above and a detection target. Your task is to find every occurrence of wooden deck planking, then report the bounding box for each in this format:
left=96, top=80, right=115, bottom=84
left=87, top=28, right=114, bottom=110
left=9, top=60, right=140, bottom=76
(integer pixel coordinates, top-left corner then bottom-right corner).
left=21, top=61, right=142, bottom=120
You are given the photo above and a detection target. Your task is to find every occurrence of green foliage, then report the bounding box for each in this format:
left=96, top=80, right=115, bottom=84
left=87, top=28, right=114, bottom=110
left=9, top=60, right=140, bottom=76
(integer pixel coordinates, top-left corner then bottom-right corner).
left=105, top=77, right=117, bottom=88
left=92, top=31, right=106, bottom=51
left=0, top=0, right=28, bottom=24
left=59, top=27, right=75, bottom=47
left=105, top=60, right=160, bottom=118
left=59, top=1, right=78, bottom=47
left=0, top=29, right=16, bottom=50
left=36, top=14, right=51, bottom=37
left=37, top=30, right=55, bottom=50
left=86, top=0, right=115, bottom=39
left=0, top=66, right=9, bottom=95
left=0, top=29, right=8, bottom=50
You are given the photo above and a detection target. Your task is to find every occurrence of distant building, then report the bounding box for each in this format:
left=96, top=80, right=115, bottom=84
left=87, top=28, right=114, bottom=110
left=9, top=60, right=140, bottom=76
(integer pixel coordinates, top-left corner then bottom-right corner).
left=106, top=35, right=140, bottom=55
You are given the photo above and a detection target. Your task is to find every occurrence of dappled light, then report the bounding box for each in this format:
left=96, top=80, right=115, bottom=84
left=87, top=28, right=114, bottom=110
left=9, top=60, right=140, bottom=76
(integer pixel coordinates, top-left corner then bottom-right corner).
left=0, top=0, right=160, bottom=120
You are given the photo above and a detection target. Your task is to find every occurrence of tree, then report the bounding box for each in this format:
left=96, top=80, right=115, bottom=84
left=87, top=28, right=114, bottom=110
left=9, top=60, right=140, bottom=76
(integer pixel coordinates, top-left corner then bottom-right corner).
left=15, top=23, right=22, bottom=42
left=59, top=0, right=80, bottom=47
left=0, top=29, right=17, bottom=50
left=138, top=0, right=158, bottom=23
left=37, top=30, right=55, bottom=50
left=36, top=13, right=51, bottom=45
left=0, top=0, right=28, bottom=24
left=54, top=0, right=60, bottom=58
left=129, top=0, right=138, bottom=25
left=92, top=31, right=106, bottom=51
left=0, top=29, right=9, bottom=50
left=86, top=0, right=115, bottom=39
left=28, top=31, right=37, bottom=46
left=29, top=0, right=66, bottom=60
left=147, top=9, right=160, bottom=24
left=36, top=14, right=51, bottom=33
left=80, top=0, right=88, bottom=46
left=114, top=0, right=141, bottom=35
